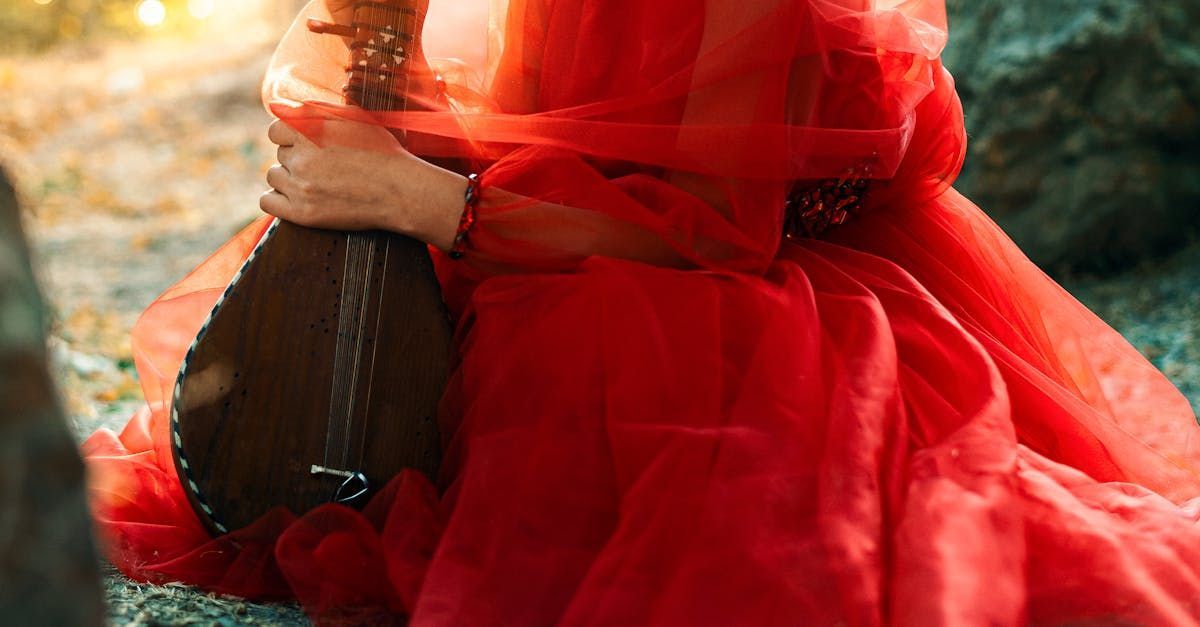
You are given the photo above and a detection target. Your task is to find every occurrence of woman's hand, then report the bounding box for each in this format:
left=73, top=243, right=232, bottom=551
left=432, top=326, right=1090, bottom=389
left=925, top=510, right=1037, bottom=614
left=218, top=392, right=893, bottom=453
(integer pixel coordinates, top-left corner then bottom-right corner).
left=261, top=118, right=467, bottom=251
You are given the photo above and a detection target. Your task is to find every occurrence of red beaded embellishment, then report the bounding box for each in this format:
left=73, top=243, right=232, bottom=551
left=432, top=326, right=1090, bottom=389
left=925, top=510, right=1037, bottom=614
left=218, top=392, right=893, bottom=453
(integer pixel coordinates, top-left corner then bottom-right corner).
left=783, top=160, right=876, bottom=239
left=448, top=173, right=480, bottom=260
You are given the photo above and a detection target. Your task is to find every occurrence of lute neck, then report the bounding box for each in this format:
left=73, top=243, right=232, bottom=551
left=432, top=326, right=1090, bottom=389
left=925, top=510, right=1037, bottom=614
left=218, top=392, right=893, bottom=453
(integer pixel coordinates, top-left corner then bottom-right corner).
left=344, top=0, right=430, bottom=114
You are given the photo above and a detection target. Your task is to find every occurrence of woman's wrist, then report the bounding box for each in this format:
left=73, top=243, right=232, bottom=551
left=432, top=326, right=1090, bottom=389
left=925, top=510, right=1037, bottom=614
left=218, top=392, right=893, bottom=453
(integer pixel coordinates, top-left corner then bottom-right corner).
left=390, top=160, right=469, bottom=251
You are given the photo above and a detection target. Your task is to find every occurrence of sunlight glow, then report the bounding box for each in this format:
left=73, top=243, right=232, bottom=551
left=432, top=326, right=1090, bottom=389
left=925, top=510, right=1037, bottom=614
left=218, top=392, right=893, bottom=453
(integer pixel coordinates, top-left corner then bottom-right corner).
left=136, top=0, right=167, bottom=27
left=187, top=0, right=215, bottom=20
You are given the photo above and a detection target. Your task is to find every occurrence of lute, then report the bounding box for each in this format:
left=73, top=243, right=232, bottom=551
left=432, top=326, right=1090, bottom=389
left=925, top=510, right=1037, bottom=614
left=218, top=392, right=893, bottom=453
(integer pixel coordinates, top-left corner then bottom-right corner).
left=170, top=0, right=453, bottom=536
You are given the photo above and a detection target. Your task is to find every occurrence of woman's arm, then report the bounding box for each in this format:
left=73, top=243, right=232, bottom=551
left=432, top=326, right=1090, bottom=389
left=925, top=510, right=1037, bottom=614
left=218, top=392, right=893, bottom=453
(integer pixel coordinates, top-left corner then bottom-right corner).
left=260, top=117, right=468, bottom=251
left=261, top=115, right=774, bottom=278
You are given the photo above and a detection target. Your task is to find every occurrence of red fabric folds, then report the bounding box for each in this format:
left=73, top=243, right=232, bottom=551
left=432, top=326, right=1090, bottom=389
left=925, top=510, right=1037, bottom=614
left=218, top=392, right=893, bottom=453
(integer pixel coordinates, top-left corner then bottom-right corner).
left=83, top=0, right=1200, bottom=624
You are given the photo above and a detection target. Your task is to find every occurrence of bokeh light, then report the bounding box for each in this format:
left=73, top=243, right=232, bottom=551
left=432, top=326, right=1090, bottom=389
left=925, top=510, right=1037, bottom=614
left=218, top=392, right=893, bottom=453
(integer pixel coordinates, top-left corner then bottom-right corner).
left=58, top=14, right=83, bottom=39
left=136, top=0, right=167, bottom=27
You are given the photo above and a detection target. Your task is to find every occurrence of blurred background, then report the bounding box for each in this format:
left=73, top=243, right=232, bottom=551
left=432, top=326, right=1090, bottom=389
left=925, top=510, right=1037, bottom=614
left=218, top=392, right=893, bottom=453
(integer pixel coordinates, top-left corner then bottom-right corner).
left=0, top=1, right=307, bottom=622
left=0, top=0, right=1197, bottom=623
left=2, top=0, right=301, bottom=430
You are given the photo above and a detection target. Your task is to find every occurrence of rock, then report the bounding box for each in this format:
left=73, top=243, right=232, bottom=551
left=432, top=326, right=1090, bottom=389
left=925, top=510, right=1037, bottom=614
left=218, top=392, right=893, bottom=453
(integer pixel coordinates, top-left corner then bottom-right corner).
left=943, top=0, right=1200, bottom=275
left=0, top=165, right=104, bottom=624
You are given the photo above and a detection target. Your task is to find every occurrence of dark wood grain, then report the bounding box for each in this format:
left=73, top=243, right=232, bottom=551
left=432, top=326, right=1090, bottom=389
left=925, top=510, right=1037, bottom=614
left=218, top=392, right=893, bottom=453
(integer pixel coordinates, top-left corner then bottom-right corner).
left=175, top=224, right=449, bottom=533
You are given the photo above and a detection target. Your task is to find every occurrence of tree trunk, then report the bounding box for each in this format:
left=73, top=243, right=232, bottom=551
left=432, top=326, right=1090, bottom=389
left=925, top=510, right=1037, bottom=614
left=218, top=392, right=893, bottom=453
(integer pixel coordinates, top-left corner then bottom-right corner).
left=0, top=166, right=104, bottom=624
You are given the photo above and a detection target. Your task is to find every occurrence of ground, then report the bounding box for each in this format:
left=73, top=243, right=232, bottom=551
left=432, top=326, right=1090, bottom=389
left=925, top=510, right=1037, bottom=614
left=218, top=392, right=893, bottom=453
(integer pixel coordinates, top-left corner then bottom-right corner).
left=1068, top=243, right=1200, bottom=415
left=1, top=28, right=1197, bottom=627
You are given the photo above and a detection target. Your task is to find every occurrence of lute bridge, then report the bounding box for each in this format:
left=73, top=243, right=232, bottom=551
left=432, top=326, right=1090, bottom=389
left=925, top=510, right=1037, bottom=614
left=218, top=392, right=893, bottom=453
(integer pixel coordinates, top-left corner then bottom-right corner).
left=311, top=465, right=371, bottom=505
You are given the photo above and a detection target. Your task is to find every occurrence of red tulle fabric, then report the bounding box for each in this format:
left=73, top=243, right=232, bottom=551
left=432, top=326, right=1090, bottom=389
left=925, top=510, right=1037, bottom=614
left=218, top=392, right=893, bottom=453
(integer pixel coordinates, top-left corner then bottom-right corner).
left=83, top=0, right=1200, bottom=624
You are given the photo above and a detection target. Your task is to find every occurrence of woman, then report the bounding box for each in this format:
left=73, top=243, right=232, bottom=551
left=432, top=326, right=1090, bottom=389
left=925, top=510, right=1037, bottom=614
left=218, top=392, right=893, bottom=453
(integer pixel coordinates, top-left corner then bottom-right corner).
left=84, top=0, right=1200, bottom=624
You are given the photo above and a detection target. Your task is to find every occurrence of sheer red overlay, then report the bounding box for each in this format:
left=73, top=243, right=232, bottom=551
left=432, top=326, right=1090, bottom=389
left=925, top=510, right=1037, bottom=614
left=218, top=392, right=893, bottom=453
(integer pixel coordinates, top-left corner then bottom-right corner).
left=83, top=0, right=1200, bottom=624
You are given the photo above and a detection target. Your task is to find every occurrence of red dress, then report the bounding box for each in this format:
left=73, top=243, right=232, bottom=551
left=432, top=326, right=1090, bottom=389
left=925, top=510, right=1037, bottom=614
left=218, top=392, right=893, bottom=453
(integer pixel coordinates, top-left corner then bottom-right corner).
left=83, top=0, right=1200, bottom=624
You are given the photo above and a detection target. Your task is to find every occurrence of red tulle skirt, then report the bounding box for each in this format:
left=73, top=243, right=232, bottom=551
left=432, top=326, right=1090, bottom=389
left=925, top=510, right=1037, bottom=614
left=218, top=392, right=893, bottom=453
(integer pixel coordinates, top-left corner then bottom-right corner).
left=83, top=188, right=1200, bottom=625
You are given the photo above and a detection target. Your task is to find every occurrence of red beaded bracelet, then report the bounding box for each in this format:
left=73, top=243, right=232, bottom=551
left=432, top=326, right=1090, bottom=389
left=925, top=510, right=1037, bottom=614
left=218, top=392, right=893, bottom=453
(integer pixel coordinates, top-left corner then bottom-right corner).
left=448, top=173, right=481, bottom=260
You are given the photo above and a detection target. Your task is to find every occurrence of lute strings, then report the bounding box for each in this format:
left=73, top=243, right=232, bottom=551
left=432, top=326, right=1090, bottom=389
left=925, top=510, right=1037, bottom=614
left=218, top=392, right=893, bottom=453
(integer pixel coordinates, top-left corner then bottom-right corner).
left=323, top=2, right=414, bottom=483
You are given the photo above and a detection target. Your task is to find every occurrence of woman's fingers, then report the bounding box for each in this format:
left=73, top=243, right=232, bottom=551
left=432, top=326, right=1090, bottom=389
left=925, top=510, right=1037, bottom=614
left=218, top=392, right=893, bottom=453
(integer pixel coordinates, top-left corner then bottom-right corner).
left=259, top=190, right=291, bottom=218
left=266, top=164, right=293, bottom=195
left=267, top=119, right=298, bottom=147
left=276, top=145, right=293, bottom=168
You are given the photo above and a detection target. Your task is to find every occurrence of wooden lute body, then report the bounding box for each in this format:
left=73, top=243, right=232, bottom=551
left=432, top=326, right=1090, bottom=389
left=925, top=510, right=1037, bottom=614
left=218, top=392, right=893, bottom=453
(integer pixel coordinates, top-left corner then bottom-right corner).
left=171, top=0, right=452, bottom=536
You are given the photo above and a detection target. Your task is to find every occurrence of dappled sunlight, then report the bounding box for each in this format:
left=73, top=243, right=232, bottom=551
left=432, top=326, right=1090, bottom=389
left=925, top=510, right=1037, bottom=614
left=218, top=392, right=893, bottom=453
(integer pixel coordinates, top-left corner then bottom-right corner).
left=1, top=0, right=299, bottom=431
